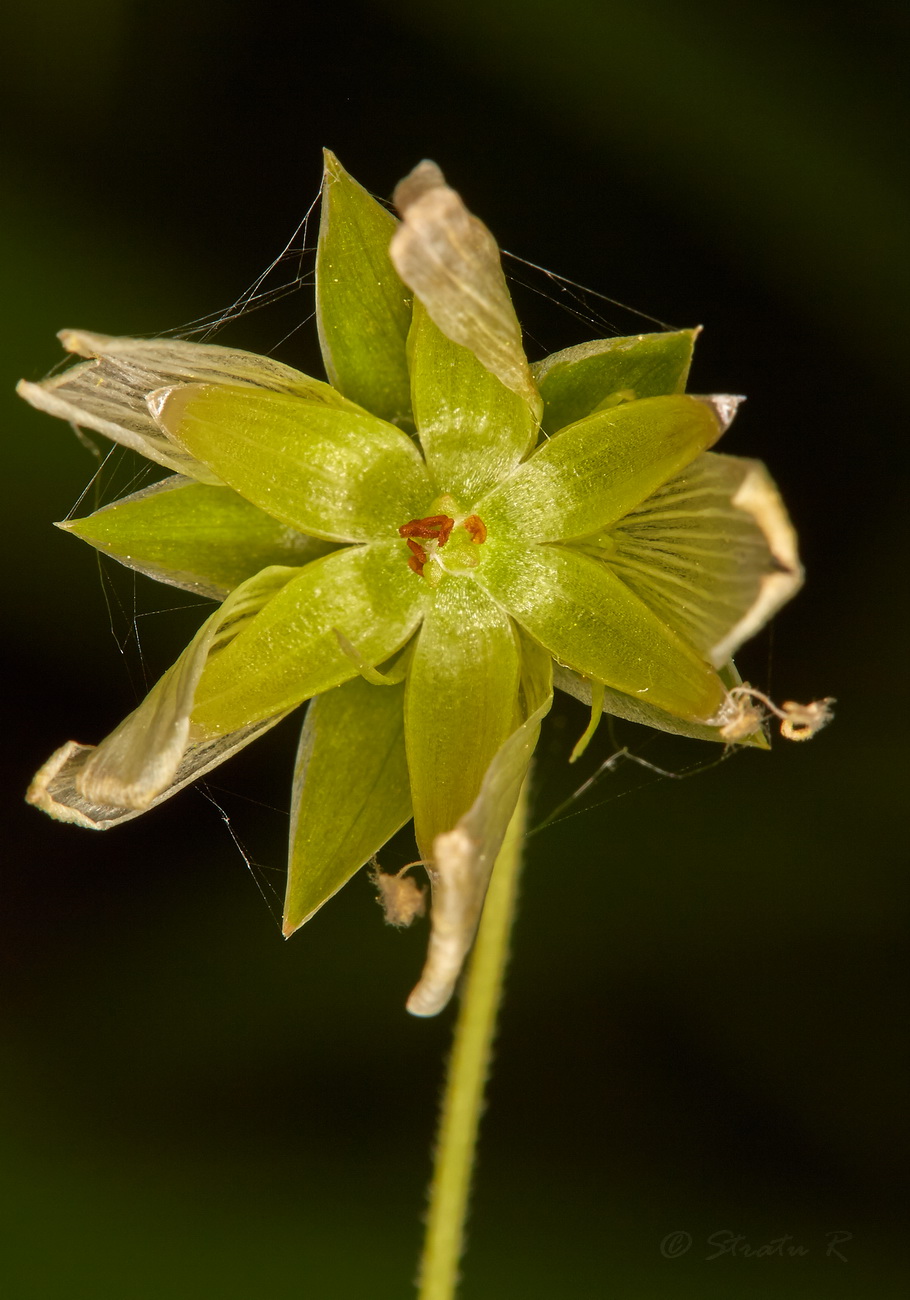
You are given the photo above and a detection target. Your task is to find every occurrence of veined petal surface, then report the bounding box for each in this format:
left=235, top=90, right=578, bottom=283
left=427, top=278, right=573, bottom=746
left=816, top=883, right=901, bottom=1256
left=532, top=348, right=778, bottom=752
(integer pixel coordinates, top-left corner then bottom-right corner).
left=284, top=675, right=411, bottom=935
left=479, top=540, right=726, bottom=722
left=152, top=384, right=432, bottom=541
left=192, top=541, right=426, bottom=734
left=26, top=721, right=288, bottom=831
left=391, top=161, right=541, bottom=420
left=408, top=301, right=537, bottom=502
left=598, top=452, right=803, bottom=666
left=316, top=151, right=413, bottom=428
left=63, top=475, right=336, bottom=599
left=532, top=329, right=697, bottom=436
left=478, top=394, right=732, bottom=542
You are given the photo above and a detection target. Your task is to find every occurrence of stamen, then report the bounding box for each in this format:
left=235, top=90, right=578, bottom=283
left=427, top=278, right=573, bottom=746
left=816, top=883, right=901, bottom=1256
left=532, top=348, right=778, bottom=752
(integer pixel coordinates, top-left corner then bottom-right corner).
left=399, top=514, right=455, bottom=546
left=399, top=511, right=488, bottom=579
left=406, top=538, right=428, bottom=575
left=462, top=514, right=487, bottom=543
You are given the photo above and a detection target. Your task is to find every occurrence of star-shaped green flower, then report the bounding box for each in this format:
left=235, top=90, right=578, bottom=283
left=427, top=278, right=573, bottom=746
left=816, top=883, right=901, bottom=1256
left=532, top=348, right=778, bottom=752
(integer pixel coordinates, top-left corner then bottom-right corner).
left=20, top=153, right=807, bottom=1015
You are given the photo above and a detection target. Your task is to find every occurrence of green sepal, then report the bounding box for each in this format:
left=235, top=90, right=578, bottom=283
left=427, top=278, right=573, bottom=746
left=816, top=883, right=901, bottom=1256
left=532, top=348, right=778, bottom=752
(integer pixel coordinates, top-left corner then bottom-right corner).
left=62, top=475, right=336, bottom=599
left=532, top=329, right=698, bottom=436
left=152, top=384, right=432, bottom=542
left=283, top=676, right=412, bottom=935
left=192, top=540, right=426, bottom=734
left=316, top=151, right=413, bottom=429
left=479, top=540, right=726, bottom=723
left=553, top=660, right=768, bottom=747
left=408, top=300, right=537, bottom=503
left=404, top=575, right=520, bottom=863
left=478, top=394, right=725, bottom=542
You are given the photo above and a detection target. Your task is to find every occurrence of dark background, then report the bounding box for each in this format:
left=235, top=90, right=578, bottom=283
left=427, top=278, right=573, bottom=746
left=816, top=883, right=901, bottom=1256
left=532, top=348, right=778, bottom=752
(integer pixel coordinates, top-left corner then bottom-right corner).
left=2, top=2, right=907, bottom=1295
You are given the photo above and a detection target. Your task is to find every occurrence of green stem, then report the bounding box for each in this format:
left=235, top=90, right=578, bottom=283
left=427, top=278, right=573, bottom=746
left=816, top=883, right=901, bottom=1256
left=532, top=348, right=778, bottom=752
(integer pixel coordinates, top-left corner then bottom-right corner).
left=418, top=782, right=528, bottom=1300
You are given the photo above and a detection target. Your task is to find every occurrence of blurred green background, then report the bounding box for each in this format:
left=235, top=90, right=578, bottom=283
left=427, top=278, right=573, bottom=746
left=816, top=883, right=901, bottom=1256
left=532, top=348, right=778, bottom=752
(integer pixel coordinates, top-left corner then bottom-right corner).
left=2, top=1, right=907, bottom=1295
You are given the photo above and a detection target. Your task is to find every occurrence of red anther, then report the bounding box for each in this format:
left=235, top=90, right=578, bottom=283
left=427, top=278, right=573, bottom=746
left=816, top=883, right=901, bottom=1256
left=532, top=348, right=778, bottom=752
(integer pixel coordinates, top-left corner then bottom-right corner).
left=407, top=555, right=425, bottom=575
left=462, top=514, right=487, bottom=544
left=406, top=538, right=428, bottom=564
left=398, top=514, right=455, bottom=546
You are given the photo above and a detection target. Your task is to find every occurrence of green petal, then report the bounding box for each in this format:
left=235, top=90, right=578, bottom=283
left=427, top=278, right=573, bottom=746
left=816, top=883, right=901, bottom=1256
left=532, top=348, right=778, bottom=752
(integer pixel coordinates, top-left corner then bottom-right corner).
left=598, top=451, right=803, bottom=666
left=404, top=574, right=521, bottom=864
left=152, top=384, right=432, bottom=541
left=390, top=161, right=542, bottom=421
left=478, top=394, right=734, bottom=543
left=408, top=301, right=537, bottom=502
left=407, top=637, right=552, bottom=1017
left=316, top=151, right=413, bottom=428
left=63, top=475, right=336, bottom=599
left=26, top=567, right=300, bottom=827
left=17, top=329, right=356, bottom=483
left=283, top=676, right=411, bottom=935
left=479, top=540, right=726, bottom=722
left=532, top=329, right=698, bottom=436
left=192, top=540, right=426, bottom=734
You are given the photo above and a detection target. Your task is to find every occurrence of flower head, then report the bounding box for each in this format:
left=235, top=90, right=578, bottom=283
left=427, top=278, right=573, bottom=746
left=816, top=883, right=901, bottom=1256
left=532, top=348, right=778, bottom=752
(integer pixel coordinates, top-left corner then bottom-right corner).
left=19, top=153, right=813, bottom=1015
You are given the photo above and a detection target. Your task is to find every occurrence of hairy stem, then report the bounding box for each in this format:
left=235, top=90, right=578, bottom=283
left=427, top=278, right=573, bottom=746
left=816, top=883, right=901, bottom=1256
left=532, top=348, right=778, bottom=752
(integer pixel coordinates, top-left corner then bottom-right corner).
left=418, top=782, right=528, bottom=1300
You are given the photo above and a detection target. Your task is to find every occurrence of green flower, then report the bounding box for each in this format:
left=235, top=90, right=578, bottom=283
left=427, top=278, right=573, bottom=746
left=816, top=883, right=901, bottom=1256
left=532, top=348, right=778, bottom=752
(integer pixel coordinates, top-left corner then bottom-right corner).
left=19, top=153, right=808, bottom=1015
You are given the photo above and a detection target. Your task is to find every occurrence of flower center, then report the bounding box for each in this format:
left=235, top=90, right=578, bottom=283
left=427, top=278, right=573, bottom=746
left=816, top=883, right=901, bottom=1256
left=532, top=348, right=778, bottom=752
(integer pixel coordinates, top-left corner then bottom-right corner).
left=398, top=499, right=488, bottom=585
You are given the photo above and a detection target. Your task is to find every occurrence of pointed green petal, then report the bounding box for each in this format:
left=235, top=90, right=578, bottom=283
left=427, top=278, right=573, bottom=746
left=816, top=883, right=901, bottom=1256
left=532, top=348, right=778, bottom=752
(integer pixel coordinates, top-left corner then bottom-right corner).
left=391, top=161, right=541, bottom=421
left=407, top=639, right=551, bottom=1017
left=408, top=301, right=537, bottom=502
left=316, top=151, right=413, bottom=428
left=63, top=475, right=336, bottom=599
left=27, top=567, right=300, bottom=827
left=600, top=452, right=803, bottom=666
left=404, top=575, right=520, bottom=864
left=532, top=330, right=698, bottom=436
left=479, top=394, right=735, bottom=543
left=479, top=541, right=726, bottom=722
left=284, top=676, right=411, bottom=935
left=152, top=384, right=432, bottom=541
left=192, top=540, right=425, bottom=734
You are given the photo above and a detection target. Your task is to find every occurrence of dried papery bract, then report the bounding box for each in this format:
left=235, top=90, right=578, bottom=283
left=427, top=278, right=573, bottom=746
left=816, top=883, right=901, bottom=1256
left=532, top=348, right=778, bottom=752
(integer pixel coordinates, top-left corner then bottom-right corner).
left=16, top=330, right=358, bottom=483
left=26, top=568, right=299, bottom=827
left=391, top=160, right=542, bottom=421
